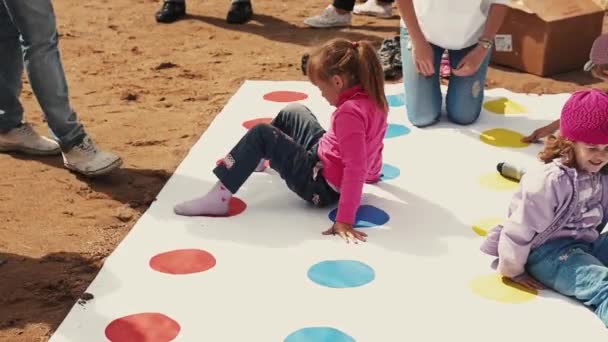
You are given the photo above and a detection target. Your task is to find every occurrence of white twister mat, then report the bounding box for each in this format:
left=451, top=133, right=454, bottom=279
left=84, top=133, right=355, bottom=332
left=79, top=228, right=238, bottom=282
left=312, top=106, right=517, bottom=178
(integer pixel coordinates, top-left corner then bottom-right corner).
left=51, top=81, right=608, bottom=341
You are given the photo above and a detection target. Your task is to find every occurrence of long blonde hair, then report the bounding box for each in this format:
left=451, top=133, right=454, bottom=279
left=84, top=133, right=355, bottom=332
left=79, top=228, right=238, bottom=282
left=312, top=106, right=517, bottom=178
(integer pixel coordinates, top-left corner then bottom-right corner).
left=306, top=38, right=388, bottom=112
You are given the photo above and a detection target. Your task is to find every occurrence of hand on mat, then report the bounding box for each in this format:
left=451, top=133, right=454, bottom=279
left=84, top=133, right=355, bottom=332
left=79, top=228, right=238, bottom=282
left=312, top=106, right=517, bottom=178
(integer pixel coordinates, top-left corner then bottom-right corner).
left=521, top=120, right=559, bottom=143
left=452, top=46, right=487, bottom=77
left=509, top=273, right=545, bottom=291
left=322, top=222, right=367, bottom=244
left=412, top=38, right=435, bottom=77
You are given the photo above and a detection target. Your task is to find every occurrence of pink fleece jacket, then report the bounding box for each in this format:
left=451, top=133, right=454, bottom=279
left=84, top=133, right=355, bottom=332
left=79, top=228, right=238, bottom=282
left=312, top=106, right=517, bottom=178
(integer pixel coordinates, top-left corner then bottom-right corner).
left=317, top=85, right=388, bottom=224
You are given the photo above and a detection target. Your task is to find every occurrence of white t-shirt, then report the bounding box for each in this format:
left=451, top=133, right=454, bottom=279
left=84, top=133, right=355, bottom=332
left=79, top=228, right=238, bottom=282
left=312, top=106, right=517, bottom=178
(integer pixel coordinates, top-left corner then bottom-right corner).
left=400, top=0, right=510, bottom=50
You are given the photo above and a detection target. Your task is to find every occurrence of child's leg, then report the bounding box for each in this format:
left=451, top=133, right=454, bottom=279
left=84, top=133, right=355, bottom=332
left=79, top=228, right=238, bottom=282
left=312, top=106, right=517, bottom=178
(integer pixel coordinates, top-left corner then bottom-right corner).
left=270, top=103, right=326, bottom=155
left=444, top=45, right=491, bottom=125
left=400, top=27, right=443, bottom=128
left=175, top=119, right=326, bottom=216
left=527, top=238, right=608, bottom=326
left=254, top=103, right=324, bottom=173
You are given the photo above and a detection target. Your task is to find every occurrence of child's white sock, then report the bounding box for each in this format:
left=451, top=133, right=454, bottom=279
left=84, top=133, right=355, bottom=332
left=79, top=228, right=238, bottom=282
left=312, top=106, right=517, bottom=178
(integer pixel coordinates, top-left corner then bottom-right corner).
left=174, top=181, right=232, bottom=216
left=255, top=159, right=267, bottom=172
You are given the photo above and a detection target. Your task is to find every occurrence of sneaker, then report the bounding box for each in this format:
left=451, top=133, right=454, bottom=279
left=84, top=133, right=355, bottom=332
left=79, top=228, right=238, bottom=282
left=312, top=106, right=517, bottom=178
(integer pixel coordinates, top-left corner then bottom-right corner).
left=226, top=1, right=253, bottom=24
left=378, top=36, right=402, bottom=80
left=301, top=53, right=310, bottom=75
left=304, top=6, right=352, bottom=28
left=155, top=1, right=186, bottom=23
left=0, top=123, right=61, bottom=155
left=62, top=136, right=122, bottom=177
left=440, top=51, right=451, bottom=79
left=353, top=0, right=392, bottom=18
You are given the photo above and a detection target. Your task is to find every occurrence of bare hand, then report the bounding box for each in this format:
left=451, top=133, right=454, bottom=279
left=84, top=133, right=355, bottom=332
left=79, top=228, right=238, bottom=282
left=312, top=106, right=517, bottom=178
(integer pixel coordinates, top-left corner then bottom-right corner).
left=521, top=121, right=559, bottom=143
left=509, top=273, right=545, bottom=290
left=452, top=46, right=488, bottom=77
left=412, top=38, right=435, bottom=77
left=322, top=222, right=367, bottom=244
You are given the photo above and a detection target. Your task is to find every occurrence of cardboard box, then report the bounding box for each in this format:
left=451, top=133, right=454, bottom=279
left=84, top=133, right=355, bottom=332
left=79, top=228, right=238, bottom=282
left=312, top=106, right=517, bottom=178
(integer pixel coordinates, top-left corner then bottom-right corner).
left=491, top=0, right=604, bottom=76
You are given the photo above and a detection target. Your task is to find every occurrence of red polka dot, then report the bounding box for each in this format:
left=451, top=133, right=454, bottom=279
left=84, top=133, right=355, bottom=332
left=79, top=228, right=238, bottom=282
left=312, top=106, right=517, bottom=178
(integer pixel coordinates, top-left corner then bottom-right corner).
left=105, top=313, right=180, bottom=342
left=263, top=91, right=308, bottom=102
left=227, top=197, right=247, bottom=216
left=242, top=117, right=272, bottom=130
left=150, top=249, right=216, bottom=274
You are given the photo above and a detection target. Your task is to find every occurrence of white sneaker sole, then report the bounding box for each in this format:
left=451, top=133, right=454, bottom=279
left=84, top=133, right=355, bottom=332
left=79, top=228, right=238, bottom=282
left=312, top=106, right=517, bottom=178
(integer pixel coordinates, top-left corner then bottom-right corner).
left=0, top=143, right=61, bottom=156
left=65, top=157, right=123, bottom=177
left=303, top=20, right=351, bottom=28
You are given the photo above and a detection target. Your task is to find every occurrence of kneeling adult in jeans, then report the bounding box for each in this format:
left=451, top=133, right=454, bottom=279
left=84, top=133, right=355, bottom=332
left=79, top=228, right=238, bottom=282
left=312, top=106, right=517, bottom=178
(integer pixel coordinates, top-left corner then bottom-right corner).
left=397, top=0, right=508, bottom=127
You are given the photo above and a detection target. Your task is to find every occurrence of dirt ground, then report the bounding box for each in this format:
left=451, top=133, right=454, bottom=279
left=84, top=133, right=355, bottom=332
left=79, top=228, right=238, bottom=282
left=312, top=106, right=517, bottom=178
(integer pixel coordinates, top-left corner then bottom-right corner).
left=1, top=0, right=607, bottom=340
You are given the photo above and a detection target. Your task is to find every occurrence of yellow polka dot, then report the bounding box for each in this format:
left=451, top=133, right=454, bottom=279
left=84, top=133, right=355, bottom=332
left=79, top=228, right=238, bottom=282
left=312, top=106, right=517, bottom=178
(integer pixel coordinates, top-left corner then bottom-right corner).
left=470, top=274, right=537, bottom=303
left=479, top=172, right=519, bottom=191
left=480, top=128, right=530, bottom=148
left=483, top=98, right=527, bottom=115
left=472, top=218, right=503, bottom=236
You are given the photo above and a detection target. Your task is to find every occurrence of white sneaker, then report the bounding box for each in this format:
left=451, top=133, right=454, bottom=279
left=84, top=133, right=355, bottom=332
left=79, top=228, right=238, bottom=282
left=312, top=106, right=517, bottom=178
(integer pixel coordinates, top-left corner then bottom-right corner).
left=304, top=5, right=352, bottom=28
left=353, top=0, right=392, bottom=18
left=0, top=123, right=61, bottom=155
left=62, top=136, right=122, bottom=177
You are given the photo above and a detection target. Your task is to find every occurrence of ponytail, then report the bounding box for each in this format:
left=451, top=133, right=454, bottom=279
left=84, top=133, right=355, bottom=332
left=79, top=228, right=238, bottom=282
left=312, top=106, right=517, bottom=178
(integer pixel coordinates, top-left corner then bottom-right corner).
left=307, top=38, right=388, bottom=113
left=354, top=41, right=388, bottom=112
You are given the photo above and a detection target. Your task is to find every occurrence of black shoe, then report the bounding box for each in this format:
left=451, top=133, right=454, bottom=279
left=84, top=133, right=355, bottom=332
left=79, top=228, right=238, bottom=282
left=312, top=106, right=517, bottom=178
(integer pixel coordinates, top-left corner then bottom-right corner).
left=155, top=1, right=186, bottom=23
left=226, top=1, right=253, bottom=24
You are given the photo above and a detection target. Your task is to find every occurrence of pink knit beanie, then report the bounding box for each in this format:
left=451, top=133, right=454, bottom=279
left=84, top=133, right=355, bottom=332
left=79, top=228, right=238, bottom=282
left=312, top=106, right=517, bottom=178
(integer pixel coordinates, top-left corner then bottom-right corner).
left=560, top=88, right=608, bottom=145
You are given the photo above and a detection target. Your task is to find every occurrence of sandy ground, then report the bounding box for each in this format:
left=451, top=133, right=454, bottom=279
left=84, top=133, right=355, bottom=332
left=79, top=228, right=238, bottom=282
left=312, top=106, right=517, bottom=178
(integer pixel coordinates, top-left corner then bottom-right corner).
left=1, top=1, right=607, bottom=340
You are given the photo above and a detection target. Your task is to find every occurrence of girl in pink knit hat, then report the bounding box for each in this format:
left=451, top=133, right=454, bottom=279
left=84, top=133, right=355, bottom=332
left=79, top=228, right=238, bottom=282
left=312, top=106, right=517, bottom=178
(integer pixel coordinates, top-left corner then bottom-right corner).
left=481, top=88, right=608, bottom=325
left=522, top=34, right=608, bottom=143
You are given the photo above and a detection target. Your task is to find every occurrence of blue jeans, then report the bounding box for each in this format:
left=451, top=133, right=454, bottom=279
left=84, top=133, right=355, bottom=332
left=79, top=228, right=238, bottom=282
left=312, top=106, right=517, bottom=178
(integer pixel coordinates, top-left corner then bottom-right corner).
left=400, top=27, right=491, bottom=127
left=0, top=0, right=85, bottom=149
left=527, top=233, right=608, bottom=326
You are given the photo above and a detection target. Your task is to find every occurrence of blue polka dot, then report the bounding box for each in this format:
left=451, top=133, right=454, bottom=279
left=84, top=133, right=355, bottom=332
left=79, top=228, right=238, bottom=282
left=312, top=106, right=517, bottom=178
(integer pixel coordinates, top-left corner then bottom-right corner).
left=381, top=163, right=400, bottom=181
left=387, top=93, right=405, bottom=107
left=385, top=123, right=410, bottom=139
left=328, top=205, right=390, bottom=228
left=307, top=260, right=375, bottom=288
left=284, top=327, right=355, bottom=342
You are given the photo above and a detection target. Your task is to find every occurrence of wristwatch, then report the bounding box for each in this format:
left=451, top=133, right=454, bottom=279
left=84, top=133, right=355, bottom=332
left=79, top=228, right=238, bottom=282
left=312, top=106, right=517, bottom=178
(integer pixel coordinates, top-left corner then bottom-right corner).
left=478, top=37, right=493, bottom=50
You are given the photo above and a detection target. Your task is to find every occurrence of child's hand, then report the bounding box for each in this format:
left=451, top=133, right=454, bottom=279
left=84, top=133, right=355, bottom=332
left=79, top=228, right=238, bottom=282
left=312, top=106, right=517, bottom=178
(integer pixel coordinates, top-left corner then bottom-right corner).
left=411, top=38, right=435, bottom=77
left=322, top=222, right=367, bottom=244
left=452, top=45, right=488, bottom=77
left=521, top=120, right=559, bottom=143
left=509, top=273, right=545, bottom=291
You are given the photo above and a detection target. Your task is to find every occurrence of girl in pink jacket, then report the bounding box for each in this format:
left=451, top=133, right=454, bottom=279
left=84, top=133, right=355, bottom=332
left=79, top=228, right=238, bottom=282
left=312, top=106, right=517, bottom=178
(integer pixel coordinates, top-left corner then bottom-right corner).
left=174, top=38, right=388, bottom=244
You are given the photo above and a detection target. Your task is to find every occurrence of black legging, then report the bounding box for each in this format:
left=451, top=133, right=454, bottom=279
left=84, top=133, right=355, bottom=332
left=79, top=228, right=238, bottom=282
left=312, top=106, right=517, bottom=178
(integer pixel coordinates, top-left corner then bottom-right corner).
left=333, top=0, right=393, bottom=12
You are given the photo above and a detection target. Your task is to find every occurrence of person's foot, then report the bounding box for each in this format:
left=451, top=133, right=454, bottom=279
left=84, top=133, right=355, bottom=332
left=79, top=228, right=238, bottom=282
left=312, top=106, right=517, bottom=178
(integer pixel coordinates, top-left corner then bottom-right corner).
left=440, top=52, right=451, bottom=79
left=353, top=0, right=392, bottom=18
left=62, top=136, right=122, bottom=177
left=174, top=182, right=232, bottom=216
left=301, top=53, right=310, bottom=76
left=0, top=123, right=61, bottom=155
left=378, top=36, right=402, bottom=80
left=304, top=5, right=352, bottom=28
left=155, top=1, right=186, bottom=23
left=226, top=1, right=253, bottom=24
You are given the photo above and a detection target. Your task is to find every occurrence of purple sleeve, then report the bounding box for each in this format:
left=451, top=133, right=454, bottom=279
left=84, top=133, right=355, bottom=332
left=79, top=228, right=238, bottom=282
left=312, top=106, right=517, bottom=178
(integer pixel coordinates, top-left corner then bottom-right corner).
left=497, top=169, right=564, bottom=278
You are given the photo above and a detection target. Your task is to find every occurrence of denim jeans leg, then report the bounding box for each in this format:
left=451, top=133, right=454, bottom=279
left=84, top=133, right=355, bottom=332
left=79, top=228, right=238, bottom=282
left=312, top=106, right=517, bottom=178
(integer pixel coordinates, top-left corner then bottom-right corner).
left=400, top=27, right=443, bottom=128
left=527, top=238, right=608, bottom=326
left=444, top=45, right=491, bottom=125
left=2, top=0, right=85, bottom=149
left=0, top=2, right=24, bottom=132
